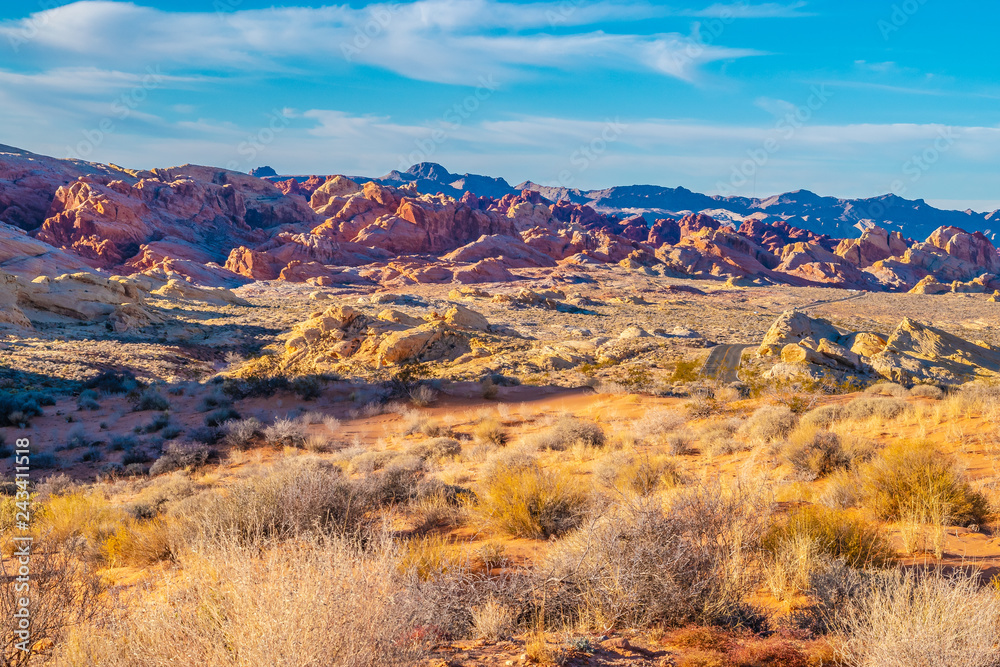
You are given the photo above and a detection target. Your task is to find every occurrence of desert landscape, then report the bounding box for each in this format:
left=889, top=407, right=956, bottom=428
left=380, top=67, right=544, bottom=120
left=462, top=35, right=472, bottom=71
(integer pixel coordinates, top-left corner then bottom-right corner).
left=4, top=1, right=1000, bottom=665
left=3, top=142, right=1000, bottom=666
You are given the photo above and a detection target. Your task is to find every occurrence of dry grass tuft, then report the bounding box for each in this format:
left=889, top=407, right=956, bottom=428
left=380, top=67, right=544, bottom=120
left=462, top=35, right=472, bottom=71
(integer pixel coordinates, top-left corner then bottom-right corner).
left=473, top=459, right=588, bottom=539
left=835, top=568, right=1000, bottom=667
left=859, top=441, right=989, bottom=526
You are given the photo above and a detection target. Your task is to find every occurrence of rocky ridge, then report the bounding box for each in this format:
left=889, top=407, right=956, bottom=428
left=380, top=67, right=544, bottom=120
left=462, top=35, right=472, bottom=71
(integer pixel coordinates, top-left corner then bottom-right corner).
left=4, top=147, right=1000, bottom=331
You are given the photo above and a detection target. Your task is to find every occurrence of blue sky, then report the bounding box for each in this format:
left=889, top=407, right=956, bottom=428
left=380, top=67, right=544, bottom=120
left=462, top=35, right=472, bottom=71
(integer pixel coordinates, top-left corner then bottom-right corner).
left=2, top=0, right=999, bottom=211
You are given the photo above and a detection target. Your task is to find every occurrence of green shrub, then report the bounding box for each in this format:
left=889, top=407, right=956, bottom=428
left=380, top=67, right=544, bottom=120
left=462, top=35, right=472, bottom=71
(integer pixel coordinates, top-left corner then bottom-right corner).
left=205, top=408, right=241, bottom=428
left=474, top=460, right=588, bottom=538
left=860, top=441, right=989, bottom=526
left=764, top=506, right=895, bottom=569
left=133, top=389, right=170, bottom=412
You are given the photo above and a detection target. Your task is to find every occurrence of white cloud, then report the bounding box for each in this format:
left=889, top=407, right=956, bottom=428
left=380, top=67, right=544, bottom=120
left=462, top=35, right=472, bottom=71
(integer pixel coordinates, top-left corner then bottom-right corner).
left=0, top=0, right=763, bottom=85
left=683, top=2, right=812, bottom=18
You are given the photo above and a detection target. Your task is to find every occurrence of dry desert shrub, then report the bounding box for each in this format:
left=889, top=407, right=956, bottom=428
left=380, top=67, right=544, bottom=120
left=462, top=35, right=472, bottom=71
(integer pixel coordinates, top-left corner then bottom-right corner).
left=780, top=426, right=851, bottom=480
left=1, top=549, right=105, bottom=667
left=632, top=408, right=686, bottom=442
left=765, top=506, right=895, bottom=572
left=843, top=396, right=908, bottom=421
left=859, top=441, right=989, bottom=526
left=817, top=469, right=863, bottom=510
left=408, top=384, right=437, bottom=407
left=262, top=417, right=306, bottom=447
left=180, top=458, right=376, bottom=544
left=406, top=437, right=462, bottom=462
left=471, top=596, right=516, bottom=641
left=835, top=568, right=1000, bottom=667
left=864, top=381, right=909, bottom=398
left=472, top=418, right=508, bottom=446
left=526, top=416, right=605, bottom=451
left=762, top=505, right=893, bottom=603
left=909, top=384, right=944, bottom=399
left=52, top=537, right=438, bottom=667
left=595, top=451, right=685, bottom=495
left=149, top=441, right=214, bottom=476
left=473, top=457, right=588, bottom=539
left=739, top=405, right=797, bottom=444
left=800, top=404, right=845, bottom=429
left=542, top=485, right=770, bottom=630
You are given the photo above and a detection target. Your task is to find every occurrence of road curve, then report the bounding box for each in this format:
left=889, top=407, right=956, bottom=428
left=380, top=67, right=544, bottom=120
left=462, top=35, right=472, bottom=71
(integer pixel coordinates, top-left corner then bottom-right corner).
left=701, top=344, right=751, bottom=383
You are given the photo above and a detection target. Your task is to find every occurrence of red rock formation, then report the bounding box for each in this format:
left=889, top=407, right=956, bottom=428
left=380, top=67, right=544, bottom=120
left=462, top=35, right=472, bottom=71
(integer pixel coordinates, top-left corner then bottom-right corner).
left=834, top=226, right=908, bottom=268
left=225, top=246, right=281, bottom=280
left=647, top=218, right=680, bottom=246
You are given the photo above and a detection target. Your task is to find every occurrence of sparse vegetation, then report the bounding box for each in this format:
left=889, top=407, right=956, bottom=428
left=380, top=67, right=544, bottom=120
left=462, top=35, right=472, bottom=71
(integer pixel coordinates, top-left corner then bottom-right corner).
left=860, top=441, right=989, bottom=526
left=473, top=457, right=588, bottom=538
left=527, top=416, right=605, bottom=451
left=740, top=405, right=796, bottom=444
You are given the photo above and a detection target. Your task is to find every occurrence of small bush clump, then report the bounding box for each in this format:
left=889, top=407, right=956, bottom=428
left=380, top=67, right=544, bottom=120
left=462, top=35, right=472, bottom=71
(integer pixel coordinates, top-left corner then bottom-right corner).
left=740, top=405, right=796, bottom=444
left=473, top=418, right=508, bottom=446
left=205, top=407, right=241, bottom=428
left=407, top=437, right=462, bottom=462
left=781, top=427, right=850, bottom=480
left=864, top=382, right=909, bottom=398
left=764, top=506, right=895, bottom=570
left=835, top=568, right=1000, bottom=667
left=149, top=442, right=214, bottom=476
left=859, top=441, right=989, bottom=526
left=262, top=418, right=306, bottom=448
left=909, top=384, right=944, bottom=399
left=221, top=417, right=262, bottom=449
left=528, top=417, right=605, bottom=451
left=474, top=459, right=588, bottom=538
left=544, top=486, right=769, bottom=629
left=132, top=389, right=170, bottom=412
left=800, top=404, right=845, bottom=429
left=83, top=370, right=138, bottom=394
left=843, top=396, right=908, bottom=421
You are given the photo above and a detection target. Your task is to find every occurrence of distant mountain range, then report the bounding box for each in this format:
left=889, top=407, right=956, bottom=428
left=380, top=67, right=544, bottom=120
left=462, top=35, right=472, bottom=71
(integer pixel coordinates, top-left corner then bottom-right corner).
left=310, top=162, right=999, bottom=242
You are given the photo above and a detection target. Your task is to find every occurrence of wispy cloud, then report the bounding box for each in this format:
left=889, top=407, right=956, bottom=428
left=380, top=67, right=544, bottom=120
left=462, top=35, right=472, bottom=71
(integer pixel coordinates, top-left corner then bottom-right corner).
left=0, top=0, right=764, bottom=85
left=682, top=1, right=813, bottom=18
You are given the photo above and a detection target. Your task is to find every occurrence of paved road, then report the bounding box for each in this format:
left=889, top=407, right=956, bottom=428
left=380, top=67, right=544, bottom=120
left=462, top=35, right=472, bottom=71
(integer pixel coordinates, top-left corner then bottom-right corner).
left=701, top=344, right=752, bottom=383
left=800, top=291, right=867, bottom=311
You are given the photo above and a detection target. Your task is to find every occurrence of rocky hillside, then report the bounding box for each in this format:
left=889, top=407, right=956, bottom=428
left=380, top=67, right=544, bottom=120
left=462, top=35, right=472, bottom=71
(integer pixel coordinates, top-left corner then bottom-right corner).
left=4, top=146, right=1000, bottom=332
left=285, top=161, right=1000, bottom=240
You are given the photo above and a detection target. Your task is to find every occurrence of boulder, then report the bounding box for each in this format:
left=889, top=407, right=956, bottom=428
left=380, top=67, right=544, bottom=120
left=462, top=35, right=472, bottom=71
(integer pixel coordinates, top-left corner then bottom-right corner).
left=816, top=338, right=864, bottom=370
left=758, top=310, right=842, bottom=356
left=869, top=318, right=1000, bottom=384
left=150, top=279, right=250, bottom=306
left=908, top=275, right=950, bottom=295
left=442, top=304, right=489, bottom=331
left=377, top=309, right=423, bottom=327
